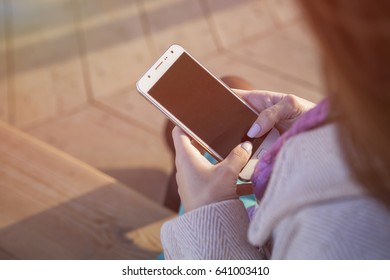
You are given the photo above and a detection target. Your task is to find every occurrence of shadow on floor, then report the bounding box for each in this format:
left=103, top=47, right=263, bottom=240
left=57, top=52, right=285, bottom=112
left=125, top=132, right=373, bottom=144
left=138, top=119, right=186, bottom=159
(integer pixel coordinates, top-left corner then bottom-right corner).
left=101, top=168, right=171, bottom=205
left=0, top=182, right=173, bottom=259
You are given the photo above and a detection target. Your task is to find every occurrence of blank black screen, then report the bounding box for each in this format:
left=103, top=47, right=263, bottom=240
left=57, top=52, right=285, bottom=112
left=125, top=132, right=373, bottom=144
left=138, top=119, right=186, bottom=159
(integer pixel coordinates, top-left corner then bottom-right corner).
left=149, top=53, right=261, bottom=159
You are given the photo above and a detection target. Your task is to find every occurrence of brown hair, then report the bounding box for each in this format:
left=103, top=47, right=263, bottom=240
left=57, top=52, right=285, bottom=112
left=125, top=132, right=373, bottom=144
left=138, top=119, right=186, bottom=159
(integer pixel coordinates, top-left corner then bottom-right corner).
left=297, top=0, right=390, bottom=206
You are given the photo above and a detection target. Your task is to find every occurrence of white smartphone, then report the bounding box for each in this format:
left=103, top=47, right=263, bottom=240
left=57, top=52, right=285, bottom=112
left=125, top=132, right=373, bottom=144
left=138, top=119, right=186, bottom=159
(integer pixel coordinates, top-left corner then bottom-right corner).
left=136, top=44, right=279, bottom=181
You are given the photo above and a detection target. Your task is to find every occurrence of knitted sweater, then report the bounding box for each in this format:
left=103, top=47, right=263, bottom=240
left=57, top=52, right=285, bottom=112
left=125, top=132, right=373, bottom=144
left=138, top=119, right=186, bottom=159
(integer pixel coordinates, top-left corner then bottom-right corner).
left=160, top=124, right=390, bottom=259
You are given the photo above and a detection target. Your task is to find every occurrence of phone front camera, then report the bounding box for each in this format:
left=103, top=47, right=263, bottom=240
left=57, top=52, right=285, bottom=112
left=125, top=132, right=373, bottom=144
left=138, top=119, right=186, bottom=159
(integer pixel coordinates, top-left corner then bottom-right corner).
left=171, top=50, right=174, bottom=53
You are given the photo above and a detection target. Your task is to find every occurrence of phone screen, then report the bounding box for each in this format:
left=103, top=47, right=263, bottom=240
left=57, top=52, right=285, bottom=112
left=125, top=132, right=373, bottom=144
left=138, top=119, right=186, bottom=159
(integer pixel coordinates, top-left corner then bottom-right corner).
left=149, top=52, right=262, bottom=159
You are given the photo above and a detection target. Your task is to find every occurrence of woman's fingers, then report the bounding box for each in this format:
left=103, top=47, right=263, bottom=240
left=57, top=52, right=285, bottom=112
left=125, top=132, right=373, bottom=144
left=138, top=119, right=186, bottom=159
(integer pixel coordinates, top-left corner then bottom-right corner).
left=234, top=89, right=285, bottom=112
left=172, top=126, right=211, bottom=168
left=212, top=141, right=253, bottom=201
left=247, top=95, right=300, bottom=138
left=219, top=141, right=252, bottom=178
left=247, top=102, right=287, bottom=137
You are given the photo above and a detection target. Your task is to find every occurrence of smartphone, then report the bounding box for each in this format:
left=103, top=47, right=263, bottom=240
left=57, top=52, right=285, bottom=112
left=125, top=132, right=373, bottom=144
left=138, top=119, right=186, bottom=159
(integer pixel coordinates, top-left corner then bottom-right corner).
left=136, top=44, right=279, bottom=181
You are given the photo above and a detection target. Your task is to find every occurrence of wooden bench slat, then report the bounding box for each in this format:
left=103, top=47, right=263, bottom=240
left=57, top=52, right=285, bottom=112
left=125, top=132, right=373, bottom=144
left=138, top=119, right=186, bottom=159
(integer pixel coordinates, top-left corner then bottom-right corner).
left=0, top=122, right=173, bottom=259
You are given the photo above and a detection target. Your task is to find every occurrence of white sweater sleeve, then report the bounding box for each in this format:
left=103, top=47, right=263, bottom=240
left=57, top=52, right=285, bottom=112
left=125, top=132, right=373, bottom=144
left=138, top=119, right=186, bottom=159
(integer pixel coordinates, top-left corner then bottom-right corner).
left=160, top=199, right=262, bottom=259
left=266, top=197, right=390, bottom=259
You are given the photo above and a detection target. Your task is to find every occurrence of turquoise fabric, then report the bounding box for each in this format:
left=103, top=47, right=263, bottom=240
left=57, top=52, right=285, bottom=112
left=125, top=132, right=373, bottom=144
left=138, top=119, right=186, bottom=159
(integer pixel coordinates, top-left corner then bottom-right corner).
left=239, top=194, right=257, bottom=208
left=156, top=252, right=165, bottom=260
left=204, top=151, right=218, bottom=165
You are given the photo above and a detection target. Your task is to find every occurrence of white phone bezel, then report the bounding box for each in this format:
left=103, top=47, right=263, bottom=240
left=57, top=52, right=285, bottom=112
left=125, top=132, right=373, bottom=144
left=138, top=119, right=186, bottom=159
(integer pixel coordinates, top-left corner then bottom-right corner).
left=137, top=44, right=185, bottom=94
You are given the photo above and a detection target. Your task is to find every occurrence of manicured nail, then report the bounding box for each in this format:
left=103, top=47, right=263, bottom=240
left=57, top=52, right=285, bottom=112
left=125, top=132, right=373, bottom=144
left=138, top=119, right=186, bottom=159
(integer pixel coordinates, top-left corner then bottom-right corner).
left=247, top=123, right=261, bottom=138
left=241, top=141, right=252, bottom=154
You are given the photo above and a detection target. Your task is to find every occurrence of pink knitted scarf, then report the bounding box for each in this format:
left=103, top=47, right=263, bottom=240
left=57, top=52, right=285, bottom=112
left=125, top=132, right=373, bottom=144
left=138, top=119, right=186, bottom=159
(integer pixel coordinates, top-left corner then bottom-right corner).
left=247, top=98, right=330, bottom=219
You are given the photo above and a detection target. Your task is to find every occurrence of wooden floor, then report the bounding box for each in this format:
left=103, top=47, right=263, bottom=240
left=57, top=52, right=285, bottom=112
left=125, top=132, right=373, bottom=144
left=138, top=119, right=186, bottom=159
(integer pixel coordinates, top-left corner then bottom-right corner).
left=0, top=0, right=324, bottom=259
left=0, top=122, right=175, bottom=259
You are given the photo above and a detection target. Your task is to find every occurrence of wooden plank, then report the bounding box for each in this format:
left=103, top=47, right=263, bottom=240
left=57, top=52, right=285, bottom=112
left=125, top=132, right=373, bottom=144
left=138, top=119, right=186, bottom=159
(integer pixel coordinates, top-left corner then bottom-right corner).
left=266, top=0, right=301, bottom=25
left=26, top=106, right=173, bottom=205
left=126, top=215, right=176, bottom=253
left=204, top=53, right=323, bottom=102
left=0, top=0, right=8, bottom=122
left=9, top=0, right=87, bottom=127
left=77, top=0, right=152, bottom=98
left=0, top=247, right=17, bottom=259
left=232, top=23, right=324, bottom=90
left=205, top=0, right=275, bottom=48
left=143, top=0, right=217, bottom=58
left=0, top=122, right=173, bottom=259
left=97, top=88, right=167, bottom=135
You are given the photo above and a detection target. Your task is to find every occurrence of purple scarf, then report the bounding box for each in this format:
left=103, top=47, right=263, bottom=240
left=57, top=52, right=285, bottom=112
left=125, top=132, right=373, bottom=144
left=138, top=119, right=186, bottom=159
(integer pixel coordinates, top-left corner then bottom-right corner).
left=247, top=98, right=330, bottom=219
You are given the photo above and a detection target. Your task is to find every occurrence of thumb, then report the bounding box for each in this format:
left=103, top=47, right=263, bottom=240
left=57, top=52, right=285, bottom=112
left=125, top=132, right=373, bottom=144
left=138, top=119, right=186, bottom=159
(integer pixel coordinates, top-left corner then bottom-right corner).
left=221, top=141, right=252, bottom=175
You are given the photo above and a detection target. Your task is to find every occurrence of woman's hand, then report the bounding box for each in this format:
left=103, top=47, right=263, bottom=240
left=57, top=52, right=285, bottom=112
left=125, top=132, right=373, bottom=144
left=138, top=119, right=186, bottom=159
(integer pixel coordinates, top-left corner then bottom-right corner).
left=172, top=89, right=314, bottom=212
left=172, top=126, right=252, bottom=212
left=235, top=89, right=315, bottom=137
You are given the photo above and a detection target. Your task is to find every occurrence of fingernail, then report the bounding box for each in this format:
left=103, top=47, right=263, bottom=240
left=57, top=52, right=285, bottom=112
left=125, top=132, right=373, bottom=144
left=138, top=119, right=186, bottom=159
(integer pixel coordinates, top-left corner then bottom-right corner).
left=247, top=123, right=261, bottom=138
left=241, top=141, right=252, bottom=154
